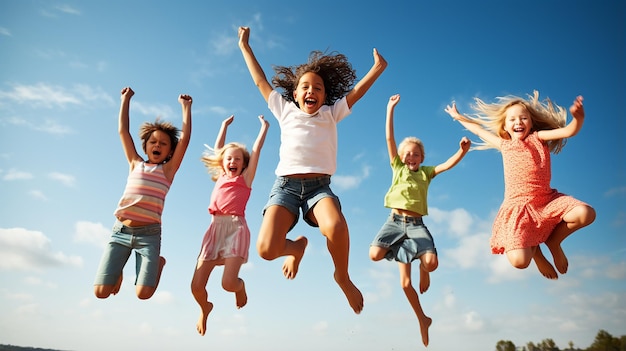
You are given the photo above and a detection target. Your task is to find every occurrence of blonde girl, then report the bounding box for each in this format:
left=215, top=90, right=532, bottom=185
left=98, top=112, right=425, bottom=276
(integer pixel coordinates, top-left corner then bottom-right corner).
left=191, top=115, right=268, bottom=336
left=444, top=91, right=595, bottom=279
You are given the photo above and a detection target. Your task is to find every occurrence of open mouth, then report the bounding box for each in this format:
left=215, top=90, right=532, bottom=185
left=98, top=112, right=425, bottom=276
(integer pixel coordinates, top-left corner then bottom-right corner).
left=153, top=150, right=162, bottom=156
left=304, top=98, right=316, bottom=108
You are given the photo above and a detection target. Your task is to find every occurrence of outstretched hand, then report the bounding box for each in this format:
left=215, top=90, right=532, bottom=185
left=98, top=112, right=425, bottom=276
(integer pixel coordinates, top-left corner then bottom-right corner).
left=372, top=48, right=387, bottom=69
left=121, top=87, right=134, bottom=100
left=388, top=94, right=400, bottom=109
left=460, top=136, right=471, bottom=151
left=258, top=115, right=269, bottom=128
left=179, top=94, right=193, bottom=106
left=238, top=26, right=250, bottom=46
left=223, top=115, right=235, bottom=126
left=570, top=95, right=584, bottom=120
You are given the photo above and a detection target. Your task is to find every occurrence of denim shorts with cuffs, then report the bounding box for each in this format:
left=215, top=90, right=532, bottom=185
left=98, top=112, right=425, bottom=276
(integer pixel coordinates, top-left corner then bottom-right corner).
left=93, top=220, right=162, bottom=287
left=371, top=212, right=437, bottom=264
left=263, top=175, right=340, bottom=232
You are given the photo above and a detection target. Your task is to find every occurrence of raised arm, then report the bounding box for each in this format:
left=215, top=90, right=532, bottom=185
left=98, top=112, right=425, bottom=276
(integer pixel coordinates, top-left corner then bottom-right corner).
left=243, top=115, right=270, bottom=187
left=238, top=26, right=273, bottom=102
left=118, top=87, right=142, bottom=166
left=537, top=95, right=585, bottom=141
left=386, top=94, right=400, bottom=162
left=215, top=115, right=234, bottom=150
left=444, top=103, right=500, bottom=146
left=434, top=137, right=471, bottom=176
left=345, top=48, right=388, bottom=109
left=163, top=94, right=192, bottom=180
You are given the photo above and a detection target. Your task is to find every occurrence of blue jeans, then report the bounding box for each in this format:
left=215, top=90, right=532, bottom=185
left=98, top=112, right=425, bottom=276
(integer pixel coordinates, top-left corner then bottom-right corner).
left=263, top=175, right=341, bottom=232
left=93, top=220, right=161, bottom=287
left=371, top=213, right=437, bottom=263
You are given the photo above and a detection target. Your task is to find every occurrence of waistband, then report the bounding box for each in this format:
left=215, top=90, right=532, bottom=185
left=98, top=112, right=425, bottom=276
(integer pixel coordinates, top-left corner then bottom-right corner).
left=113, top=220, right=161, bottom=235
left=277, top=175, right=331, bottom=185
left=391, top=213, right=424, bottom=225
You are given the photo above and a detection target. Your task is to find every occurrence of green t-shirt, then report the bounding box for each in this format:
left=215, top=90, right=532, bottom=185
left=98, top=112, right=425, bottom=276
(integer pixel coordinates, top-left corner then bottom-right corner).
left=383, top=156, right=436, bottom=216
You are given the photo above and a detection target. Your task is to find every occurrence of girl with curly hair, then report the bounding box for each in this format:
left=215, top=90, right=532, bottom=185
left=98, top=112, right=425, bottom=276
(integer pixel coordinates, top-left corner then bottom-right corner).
left=238, top=26, right=387, bottom=314
left=444, top=92, right=595, bottom=279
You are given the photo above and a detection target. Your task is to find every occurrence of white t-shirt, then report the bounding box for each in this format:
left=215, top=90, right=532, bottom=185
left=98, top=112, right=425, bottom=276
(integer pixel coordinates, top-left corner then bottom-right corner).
left=268, top=90, right=351, bottom=176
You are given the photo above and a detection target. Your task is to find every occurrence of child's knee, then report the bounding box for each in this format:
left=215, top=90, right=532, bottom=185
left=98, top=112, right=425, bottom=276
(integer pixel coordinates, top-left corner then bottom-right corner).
left=136, top=286, right=156, bottom=300
left=369, top=246, right=386, bottom=261
left=222, top=277, right=241, bottom=293
left=420, top=253, right=438, bottom=272
left=94, top=286, right=110, bottom=299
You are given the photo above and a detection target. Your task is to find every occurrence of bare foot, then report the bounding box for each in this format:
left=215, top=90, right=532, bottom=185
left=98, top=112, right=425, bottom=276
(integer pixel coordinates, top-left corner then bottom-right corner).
left=236, top=279, right=247, bottom=309
left=112, top=273, right=123, bottom=295
left=196, top=301, right=214, bottom=336
left=334, top=273, right=364, bottom=314
left=419, top=316, right=432, bottom=347
left=419, top=267, right=430, bottom=294
left=282, top=236, right=307, bottom=279
left=533, top=247, right=558, bottom=279
left=546, top=241, right=568, bottom=274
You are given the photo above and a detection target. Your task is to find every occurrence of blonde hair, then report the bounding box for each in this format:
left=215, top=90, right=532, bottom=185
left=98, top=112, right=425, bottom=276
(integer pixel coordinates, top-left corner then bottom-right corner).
left=468, top=90, right=568, bottom=153
left=398, top=136, right=425, bottom=161
left=201, top=142, right=250, bottom=181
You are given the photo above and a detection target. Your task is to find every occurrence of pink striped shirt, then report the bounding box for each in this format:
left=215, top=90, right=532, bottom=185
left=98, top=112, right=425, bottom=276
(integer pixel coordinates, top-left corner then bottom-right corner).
left=208, top=174, right=251, bottom=217
left=114, top=162, right=171, bottom=223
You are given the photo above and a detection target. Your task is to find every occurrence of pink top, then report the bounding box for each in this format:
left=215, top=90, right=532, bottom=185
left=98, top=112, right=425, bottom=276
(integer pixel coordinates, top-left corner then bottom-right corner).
left=208, top=174, right=251, bottom=217
left=114, top=162, right=171, bottom=223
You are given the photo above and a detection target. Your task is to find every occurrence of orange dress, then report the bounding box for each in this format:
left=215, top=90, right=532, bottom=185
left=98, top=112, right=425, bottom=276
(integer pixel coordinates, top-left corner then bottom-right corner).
left=490, top=132, right=586, bottom=254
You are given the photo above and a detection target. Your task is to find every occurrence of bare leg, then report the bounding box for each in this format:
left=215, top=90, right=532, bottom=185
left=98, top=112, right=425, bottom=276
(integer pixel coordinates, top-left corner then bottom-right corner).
left=111, top=273, right=123, bottom=295
left=282, top=236, right=308, bottom=279
left=505, top=247, right=534, bottom=270
left=310, top=198, right=363, bottom=314
left=532, top=245, right=558, bottom=280
left=545, top=205, right=596, bottom=274
left=191, top=260, right=217, bottom=336
left=399, top=262, right=431, bottom=347
left=222, top=257, right=247, bottom=309
left=418, top=252, right=438, bottom=294
left=136, top=256, right=166, bottom=300
left=257, top=206, right=308, bottom=279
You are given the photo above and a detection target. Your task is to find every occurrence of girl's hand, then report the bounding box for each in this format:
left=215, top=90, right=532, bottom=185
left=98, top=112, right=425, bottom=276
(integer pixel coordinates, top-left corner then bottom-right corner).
left=388, top=94, right=400, bottom=109
left=570, top=95, right=585, bottom=120
left=238, top=26, right=250, bottom=46
left=444, top=103, right=462, bottom=119
left=121, top=87, right=134, bottom=100
left=372, top=48, right=387, bottom=70
left=179, top=94, right=193, bottom=106
left=258, top=115, right=269, bottom=128
left=460, top=136, right=471, bottom=151
left=222, top=115, right=234, bottom=126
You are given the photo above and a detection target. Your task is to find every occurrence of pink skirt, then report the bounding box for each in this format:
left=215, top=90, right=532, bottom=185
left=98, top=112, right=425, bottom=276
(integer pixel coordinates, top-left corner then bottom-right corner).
left=197, top=215, right=250, bottom=263
left=490, top=191, right=587, bottom=254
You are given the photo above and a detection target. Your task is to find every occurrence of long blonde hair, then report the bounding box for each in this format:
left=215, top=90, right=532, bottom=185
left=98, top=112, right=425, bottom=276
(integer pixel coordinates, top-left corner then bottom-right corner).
left=468, top=90, right=568, bottom=153
left=201, top=142, right=250, bottom=181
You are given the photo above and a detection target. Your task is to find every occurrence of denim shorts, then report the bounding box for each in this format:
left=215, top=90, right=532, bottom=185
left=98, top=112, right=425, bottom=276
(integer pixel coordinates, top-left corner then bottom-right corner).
left=263, top=175, right=340, bottom=232
left=371, top=213, right=437, bottom=263
left=93, top=220, right=162, bottom=287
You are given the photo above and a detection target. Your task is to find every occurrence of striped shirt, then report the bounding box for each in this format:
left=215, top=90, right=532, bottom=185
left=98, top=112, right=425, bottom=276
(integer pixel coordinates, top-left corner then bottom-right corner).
left=114, top=162, right=171, bottom=223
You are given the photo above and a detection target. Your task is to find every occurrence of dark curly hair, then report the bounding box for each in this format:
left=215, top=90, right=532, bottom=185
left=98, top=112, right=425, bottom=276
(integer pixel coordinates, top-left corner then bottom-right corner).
left=271, top=50, right=357, bottom=106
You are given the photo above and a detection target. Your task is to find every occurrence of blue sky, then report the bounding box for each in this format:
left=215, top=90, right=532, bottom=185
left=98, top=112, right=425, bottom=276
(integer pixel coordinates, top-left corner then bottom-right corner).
left=0, top=1, right=624, bottom=350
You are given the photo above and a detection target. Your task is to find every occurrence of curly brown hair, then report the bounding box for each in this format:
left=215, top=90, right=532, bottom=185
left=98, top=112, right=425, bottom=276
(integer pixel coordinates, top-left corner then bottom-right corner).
left=271, top=50, right=357, bottom=106
left=139, top=118, right=180, bottom=160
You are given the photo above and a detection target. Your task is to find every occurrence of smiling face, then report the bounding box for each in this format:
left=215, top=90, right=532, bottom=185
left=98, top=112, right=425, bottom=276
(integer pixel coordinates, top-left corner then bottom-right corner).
left=145, top=130, right=173, bottom=164
left=222, top=147, right=245, bottom=177
left=400, top=142, right=424, bottom=172
left=504, top=103, right=533, bottom=140
left=293, top=72, right=326, bottom=114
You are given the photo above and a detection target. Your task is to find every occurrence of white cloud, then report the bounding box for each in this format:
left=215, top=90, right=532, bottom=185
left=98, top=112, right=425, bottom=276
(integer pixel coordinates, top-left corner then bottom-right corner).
left=0, top=228, right=83, bottom=271
left=132, top=101, right=175, bottom=120
left=29, top=190, right=48, bottom=201
left=5, top=117, right=74, bottom=135
left=56, top=5, right=81, bottom=15
left=0, top=27, right=11, bottom=36
left=49, top=172, right=76, bottom=187
left=333, top=165, right=371, bottom=191
left=464, top=311, right=484, bottom=331
left=74, top=221, right=110, bottom=248
left=2, top=168, right=33, bottom=181
left=0, top=83, right=114, bottom=109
